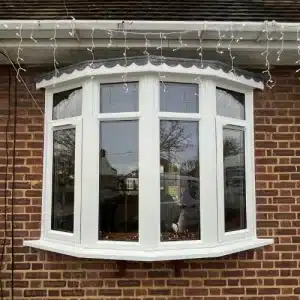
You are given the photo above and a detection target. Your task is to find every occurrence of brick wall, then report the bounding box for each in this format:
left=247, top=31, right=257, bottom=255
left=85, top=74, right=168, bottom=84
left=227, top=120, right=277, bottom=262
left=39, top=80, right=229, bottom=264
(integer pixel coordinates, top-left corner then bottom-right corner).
left=1, top=66, right=300, bottom=299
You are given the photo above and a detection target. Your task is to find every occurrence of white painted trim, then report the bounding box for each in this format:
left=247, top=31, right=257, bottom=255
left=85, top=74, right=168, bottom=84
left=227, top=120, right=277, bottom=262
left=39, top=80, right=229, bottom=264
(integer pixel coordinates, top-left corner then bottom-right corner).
left=246, top=90, right=257, bottom=236
left=40, top=91, right=51, bottom=240
left=24, top=238, right=273, bottom=261
left=216, top=115, right=254, bottom=243
left=45, top=118, right=82, bottom=244
left=199, top=80, right=219, bottom=243
left=97, top=112, right=140, bottom=120
left=35, top=71, right=266, bottom=261
left=80, top=79, right=99, bottom=245
left=139, top=75, right=160, bottom=248
left=158, top=112, right=200, bottom=120
left=0, top=20, right=297, bottom=31
left=46, top=82, right=83, bottom=95
left=36, top=63, right=263, bottom=90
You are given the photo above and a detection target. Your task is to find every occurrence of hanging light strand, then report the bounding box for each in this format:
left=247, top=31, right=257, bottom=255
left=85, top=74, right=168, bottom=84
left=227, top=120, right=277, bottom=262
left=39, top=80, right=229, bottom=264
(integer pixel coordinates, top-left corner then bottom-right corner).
left=277, top=23, right=284, bottom=62
left=228, top=22, right=236, bottom=74
left=68, top=16, right=76, bottom=37
left=50, top=24, right=59, bottom=78
left=87, top=27, right=95, bottom=67
left=261, top=21, right=275, bottom=89
left=107, top=29, right=113, bottom=48
left=30, top=20, right=38, bottom=43
left=121, top=28, right=129, bottom=92
left=197, top=29, right=204, bottom=68
left=157, top=32, right=167, bottom=92
left=216, top=27, right=225, bottom=54
left=173, top=31, right=188, bottom=52
left=143, top=34, right=151, bottom=61
left=16, top=24, right=26, bottom=82
left=235, top=23, right=246, bottom=42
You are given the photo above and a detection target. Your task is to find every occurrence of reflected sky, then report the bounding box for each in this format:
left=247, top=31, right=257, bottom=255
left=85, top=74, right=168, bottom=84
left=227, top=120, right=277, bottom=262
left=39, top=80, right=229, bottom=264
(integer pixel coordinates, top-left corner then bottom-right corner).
left=160, top=82, right=198, bottom=113
left=100, top=121, right=138, bottom=176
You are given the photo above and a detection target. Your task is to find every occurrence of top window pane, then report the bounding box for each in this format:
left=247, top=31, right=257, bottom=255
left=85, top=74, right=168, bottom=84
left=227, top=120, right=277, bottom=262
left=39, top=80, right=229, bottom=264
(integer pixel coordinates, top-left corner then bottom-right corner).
left=216, top=88, right=245, bottom=120
left=160, top=82, right=198, bottom=113
left=100, top=82, right=139, bottom=113
left=53, top=88, right=82, bottom=120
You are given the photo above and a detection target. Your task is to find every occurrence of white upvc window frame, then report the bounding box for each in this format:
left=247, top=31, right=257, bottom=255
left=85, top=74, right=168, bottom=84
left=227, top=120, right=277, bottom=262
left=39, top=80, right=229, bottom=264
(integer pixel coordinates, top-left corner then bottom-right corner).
left=42, top=82, right=83, bottom=245
left=215, top=81, right=256, bottom=243
left=24, top=64, right=273, bottom=261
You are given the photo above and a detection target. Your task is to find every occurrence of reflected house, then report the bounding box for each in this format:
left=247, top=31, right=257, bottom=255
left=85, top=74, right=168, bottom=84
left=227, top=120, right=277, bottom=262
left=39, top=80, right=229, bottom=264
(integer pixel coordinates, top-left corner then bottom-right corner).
left=118, top=170, right=139, bottom=195
left=99, top=149, right=138, bottom=234
left=99, top=149, right=118, bottom=192
left=160, top=157, right=200, bottom=233
left=224, top=153, right=246, bottom=230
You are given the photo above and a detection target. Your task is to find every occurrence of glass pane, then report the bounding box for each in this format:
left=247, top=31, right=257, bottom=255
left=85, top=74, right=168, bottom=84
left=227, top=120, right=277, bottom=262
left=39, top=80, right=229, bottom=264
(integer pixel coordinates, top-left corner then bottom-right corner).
left=53, top=88, right=82, bottom=120
left=51, top=128, right=75, bottom=233
left=217, top=88, right=245, bottom=119
left=160, top=121, right=200, bottom=241
left=223, top=127, right=247, bottom=232
left=160, top=82, right=198, bottom=113
left=100, top=82, right=138, bottom=113
left=99, top=121, right=139, bottom=241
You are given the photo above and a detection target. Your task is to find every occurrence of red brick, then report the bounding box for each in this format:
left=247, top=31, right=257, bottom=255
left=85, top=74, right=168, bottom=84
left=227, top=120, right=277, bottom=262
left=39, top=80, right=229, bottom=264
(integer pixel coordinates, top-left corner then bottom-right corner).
left=1, top=65, right=300, bottom=300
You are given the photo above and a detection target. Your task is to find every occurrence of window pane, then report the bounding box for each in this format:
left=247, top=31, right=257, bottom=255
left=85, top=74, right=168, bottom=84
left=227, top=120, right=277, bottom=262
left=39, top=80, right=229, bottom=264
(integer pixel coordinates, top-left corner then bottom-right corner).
left=160, top=82, right=198, bottom=113
left=99, top=121, right=139, bottom=241
left=100, top=82, right=138, bottom=113
left=160, top=121, right=200, bottom=241
left=51, top=128, right=75, bottom=233
left=53, top=88, right=82, bottom=120
left=217, top=88, right=245, bottom=119
left=223, top=127, right=246, bottom=232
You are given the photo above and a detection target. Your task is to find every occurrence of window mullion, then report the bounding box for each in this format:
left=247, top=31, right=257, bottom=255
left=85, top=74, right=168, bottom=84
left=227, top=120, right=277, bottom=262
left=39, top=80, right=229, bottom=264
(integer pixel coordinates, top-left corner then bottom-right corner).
left=80, top=80, right=99, bottom=246
left=42, top=91, right=53, bottom=240
left=199, top=80, right=219, bottom=244
left=139, top=75, right=160, bottom=248
left=245, top=90, right=256, bottom=237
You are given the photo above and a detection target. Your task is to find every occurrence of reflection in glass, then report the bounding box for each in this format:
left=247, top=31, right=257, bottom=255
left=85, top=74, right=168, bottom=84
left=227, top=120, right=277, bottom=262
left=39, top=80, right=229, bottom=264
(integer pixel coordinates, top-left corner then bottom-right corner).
left=160, top=82, right=198, bottom=113
left=51, top=128, right=75, bottom=232
left=53, top=88, right=82, bottom=120
left=100, top=82, right=138, bottom=113
left=99, top=121, right=139, bottom=241
left=217, top=88, right=245, bottom=119
left=223, top=127, right=246, bottom=232
left=160, top=121, right=200, bottom=241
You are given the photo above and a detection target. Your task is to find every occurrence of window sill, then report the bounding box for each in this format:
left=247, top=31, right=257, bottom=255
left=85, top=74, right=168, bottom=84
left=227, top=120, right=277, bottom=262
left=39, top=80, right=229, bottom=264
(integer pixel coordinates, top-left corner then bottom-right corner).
left=24, top=238, right=273, bottom=261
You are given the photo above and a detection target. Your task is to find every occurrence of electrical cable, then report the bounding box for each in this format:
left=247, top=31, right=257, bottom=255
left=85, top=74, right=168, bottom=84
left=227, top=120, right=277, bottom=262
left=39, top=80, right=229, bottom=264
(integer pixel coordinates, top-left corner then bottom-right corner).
left=10, top=74, right=17, bottom=300
left=0, top=67, right=11, bottom=300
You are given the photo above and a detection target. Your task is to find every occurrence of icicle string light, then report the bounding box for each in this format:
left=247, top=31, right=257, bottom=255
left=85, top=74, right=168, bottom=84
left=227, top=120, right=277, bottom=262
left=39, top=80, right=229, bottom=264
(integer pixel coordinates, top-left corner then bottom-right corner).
left=197, top=28, right=204, bottom=68
left=30, top=20, right=38, bottom=43
left=277, top=23, right=284, bottom=62
left=50, top=24, right=59, bottom=78
left=157, top=32, right=167, bottom=92
left=121, top=28, right=129, bottom=92
left=9, top=20, right=300, bottom=89
left=173, top=31, right=188, bottom=52
left=107, top=29, right=113, bottom=48
left=228, top=22, right=236, bottom=74
left=235, top=23, right=246, bottom=42
left=143, top=34, right=151, bottom=61
left=16, top=24, right=26, bottom=82
left=215, top=27, right=225, bottom=54
left=69, top=16, right=76, bottom=37
left=87, top=27, right=95, bottom=67
left=261, top=21, right=275, bottom=89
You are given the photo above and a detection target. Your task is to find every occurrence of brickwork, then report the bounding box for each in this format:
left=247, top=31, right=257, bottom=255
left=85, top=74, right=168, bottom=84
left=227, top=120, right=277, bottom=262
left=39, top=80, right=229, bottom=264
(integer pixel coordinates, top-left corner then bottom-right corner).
left=0, top=66, right=300, bottom=299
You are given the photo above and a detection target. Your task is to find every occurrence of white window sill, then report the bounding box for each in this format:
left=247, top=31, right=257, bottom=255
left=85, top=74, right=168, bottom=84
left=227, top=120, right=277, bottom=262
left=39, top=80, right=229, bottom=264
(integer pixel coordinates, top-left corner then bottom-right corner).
left=24, top=238, right=273, bottom=261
